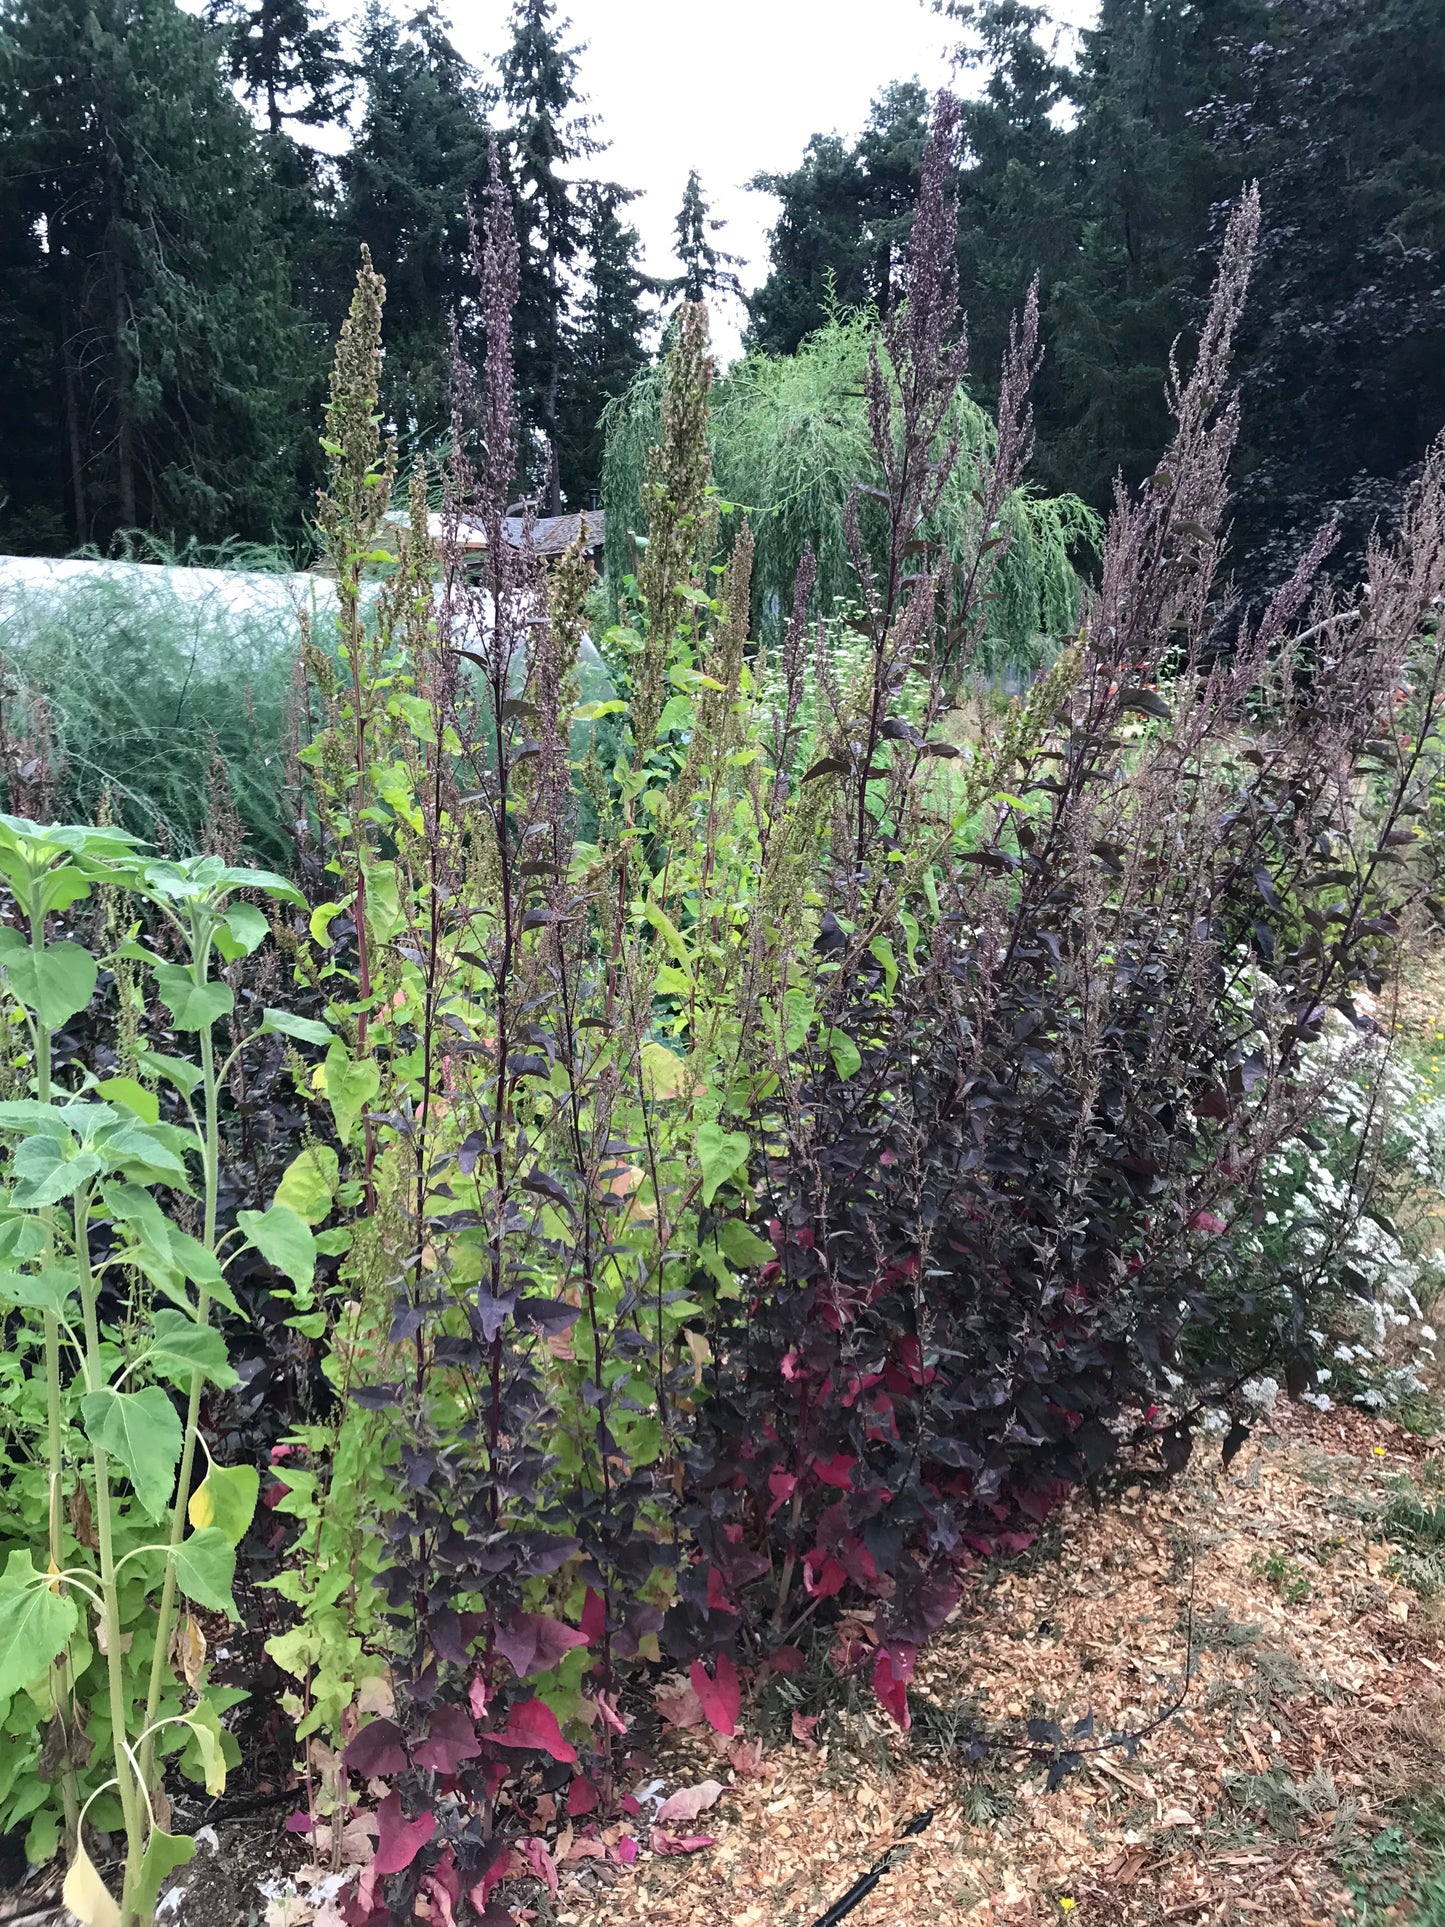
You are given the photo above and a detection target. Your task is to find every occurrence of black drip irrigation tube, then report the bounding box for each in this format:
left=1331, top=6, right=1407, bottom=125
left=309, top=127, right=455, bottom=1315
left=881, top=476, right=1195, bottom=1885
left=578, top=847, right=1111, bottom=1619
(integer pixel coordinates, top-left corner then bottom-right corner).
left=806, top=1808, right=935, bottom=1927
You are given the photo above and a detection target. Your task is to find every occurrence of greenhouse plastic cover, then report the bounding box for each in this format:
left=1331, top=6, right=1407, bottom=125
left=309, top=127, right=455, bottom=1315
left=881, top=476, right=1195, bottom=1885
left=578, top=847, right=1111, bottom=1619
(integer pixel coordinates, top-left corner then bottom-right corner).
left=0, top=553, right=613, bottom=692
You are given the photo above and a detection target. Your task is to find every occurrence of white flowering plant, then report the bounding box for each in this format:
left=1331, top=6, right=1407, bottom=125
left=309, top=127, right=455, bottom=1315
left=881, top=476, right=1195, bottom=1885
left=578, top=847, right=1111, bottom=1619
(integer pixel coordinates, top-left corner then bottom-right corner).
left=1185, top=1013, right=1445, bottom=1423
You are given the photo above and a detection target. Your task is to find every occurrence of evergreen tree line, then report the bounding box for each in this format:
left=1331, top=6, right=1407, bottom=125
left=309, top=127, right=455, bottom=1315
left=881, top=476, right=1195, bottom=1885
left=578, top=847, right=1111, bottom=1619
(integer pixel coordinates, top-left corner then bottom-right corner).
left=1, top=0, right=1439, bottom=586
left=751, top=0, right=1445, bottom=590
left=0, top=0, right=685, bottom=552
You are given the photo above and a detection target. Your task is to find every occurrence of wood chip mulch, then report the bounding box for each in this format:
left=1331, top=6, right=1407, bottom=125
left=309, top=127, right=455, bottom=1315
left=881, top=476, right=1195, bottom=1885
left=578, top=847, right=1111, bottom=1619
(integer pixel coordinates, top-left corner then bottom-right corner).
left=555, top=1402, right=1440, bottom=1927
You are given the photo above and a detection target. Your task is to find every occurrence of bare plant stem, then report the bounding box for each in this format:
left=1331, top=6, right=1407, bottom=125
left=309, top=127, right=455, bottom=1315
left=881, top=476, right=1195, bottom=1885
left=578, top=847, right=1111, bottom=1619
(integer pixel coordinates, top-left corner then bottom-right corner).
left=30, top=890, right=81, bottom=1846
left=139, top=920, right=219, bottom=1792
left=76, top=1186, right=146, bottom=1920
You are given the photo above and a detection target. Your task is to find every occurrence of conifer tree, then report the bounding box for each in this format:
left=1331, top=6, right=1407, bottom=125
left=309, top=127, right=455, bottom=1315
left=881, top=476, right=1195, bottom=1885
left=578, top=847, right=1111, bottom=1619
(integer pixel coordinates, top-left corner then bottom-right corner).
left=673, top=169, right=743, bottom=306
left=748, top=83, right=928, bottom=354
left=558, top=182, right=653, bottom=504
left=0, top=0, right=309, bottom=550
left=340, top=2, right=491, bottom=443
left=205, top=0, right=350, bottom=137
left=499, top=0, right=597, bottom=509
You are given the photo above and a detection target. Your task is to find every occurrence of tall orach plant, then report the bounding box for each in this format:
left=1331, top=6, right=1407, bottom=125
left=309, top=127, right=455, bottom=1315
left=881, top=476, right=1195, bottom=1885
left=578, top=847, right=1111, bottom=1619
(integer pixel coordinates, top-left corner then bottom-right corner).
left=692, top=188, right=1445, bottom=1718
left=268, top=110, right=1078, bottom=1920
left=267, top=95, right=1445, bottom=1923
left=0, top=827, right=328, bottom=1927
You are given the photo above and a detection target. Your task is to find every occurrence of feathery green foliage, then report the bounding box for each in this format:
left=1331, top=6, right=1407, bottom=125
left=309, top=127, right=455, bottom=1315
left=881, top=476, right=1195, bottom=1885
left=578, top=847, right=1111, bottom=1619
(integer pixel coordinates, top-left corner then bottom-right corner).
left=0, top=550, right=307, bottom=863
left=602, top=306, right=1099, bottom=676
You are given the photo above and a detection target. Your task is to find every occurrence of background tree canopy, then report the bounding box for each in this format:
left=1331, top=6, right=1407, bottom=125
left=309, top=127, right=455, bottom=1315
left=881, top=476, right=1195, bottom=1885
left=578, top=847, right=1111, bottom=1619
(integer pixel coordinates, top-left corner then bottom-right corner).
left=751, top=0, right=1445, bottom=593
left=601, top=306, right=1100, bottom=670
left=0, top=0, right=1440, bottom=590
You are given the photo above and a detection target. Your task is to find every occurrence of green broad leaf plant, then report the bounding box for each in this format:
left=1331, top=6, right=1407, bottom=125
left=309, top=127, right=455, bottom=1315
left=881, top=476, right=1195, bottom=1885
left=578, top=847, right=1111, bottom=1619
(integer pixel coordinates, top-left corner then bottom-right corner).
left=0, top=817, right=309, bottom=1926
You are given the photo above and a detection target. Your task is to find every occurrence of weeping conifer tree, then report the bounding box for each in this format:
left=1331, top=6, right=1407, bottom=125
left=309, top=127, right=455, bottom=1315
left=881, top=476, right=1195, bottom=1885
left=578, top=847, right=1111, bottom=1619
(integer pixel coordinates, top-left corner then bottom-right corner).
left=601, top=304, right=1099, bottom=673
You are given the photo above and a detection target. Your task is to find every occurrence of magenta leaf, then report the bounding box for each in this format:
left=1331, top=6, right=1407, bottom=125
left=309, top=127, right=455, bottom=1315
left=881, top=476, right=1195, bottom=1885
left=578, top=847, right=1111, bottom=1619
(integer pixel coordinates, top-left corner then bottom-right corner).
left=467, top=1846, right=516, bottom=1911
left=565, top=1775, right=599, bottom=1817
left=412, top=1705, right=481, bottom=1774
left=488, top=1695, right=578, bottom=1763
left=802, top=1552, right=846, bottom=1599
left=516, top=1835, right=558, bottom=1896
left=372, top=1792, right=436, bottom=1874
left=650, top=1828, right=716, bottom=1857
left=494, top=1611, right=590, bottom=1679
left=765, top=1469, right=797, bottom=1519
left=871, top=1643, right=917, bottom=1732
left=688, top=1652, right=740, bottom=1736
left=594, top=1688, right=628, bottom=1735
left=342, top=1717, right=408, bottom=1779
left=812, top=1452, right=857, bottom=1489
left=284, top=1809, right=312, bottom=1834
left=615, top=1835, right=638, bottom=1866
left=579, top=1587, right=605, bottom=1645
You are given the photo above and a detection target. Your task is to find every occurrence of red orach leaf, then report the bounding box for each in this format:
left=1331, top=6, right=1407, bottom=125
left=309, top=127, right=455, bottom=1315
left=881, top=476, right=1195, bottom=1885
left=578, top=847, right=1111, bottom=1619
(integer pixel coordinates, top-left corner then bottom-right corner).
left=705, top=1565, right=739, bottom=1614
left=517, top=1836, right=558, bottom=1896
left=803, top=1552, right=846, bottom=1599
left=615, top=1835, right=638, bottom=1866
left=580, top=1587, right=606, bottom=1645
left=871, top=1643, right=917, bottom=1732
left=494, top=1612, right=589, bottom=1680
left=594, top=1688, right=628, bottom=1735
left=728, top=1737, right=766, bottom=1778
left=412, top=1705, right=481, bottom=1774
left=342, top=1717, right=408, bottom=1779
left=791, top=1712, right=820, bottom=1745
left=421, top=1849, right=459, bottom=1927
left=765, top=1469, right=797, bottom=1519
left=812, top=1452, right=856, bottom=1489
left=565, top=1775, right=599, bottom=1817
left=488, top=1696, right=578, bottom=1763
left=688, top=1652, right=741, bottom=1736
left=468, top=1845, right=516, bottom=1910
left=372, top=1793, right=436, bottom=1875
left=283, top=1809, right=312, bottom=1834
left=650, top=1829, right=716, bottom=1857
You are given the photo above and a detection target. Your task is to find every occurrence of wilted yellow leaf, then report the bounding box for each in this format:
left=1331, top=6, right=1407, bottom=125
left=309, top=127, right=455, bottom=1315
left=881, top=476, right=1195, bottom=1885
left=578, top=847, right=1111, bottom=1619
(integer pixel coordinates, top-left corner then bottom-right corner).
left=639, top=1039, right=706, bottom=1102
left=176, top=1614, right=207, bottom=1689
left=63, top=1845, right=121, bottom=1927
left=683, top=1330, right=712, bottom=1388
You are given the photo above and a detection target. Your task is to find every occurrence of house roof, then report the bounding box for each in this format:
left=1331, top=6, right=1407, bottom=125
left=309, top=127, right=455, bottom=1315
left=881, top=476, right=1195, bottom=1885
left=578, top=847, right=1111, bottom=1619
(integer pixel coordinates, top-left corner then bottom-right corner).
left=384, top=507, right=606, bottom=557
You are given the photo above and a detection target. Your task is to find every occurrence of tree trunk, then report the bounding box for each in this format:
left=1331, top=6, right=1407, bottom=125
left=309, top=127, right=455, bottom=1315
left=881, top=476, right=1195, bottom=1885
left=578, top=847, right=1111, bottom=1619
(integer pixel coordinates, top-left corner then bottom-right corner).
left=60, top=320, right=87, bottom=546
left=545, top=235, right=562, bottom=514
left=108, top=188, right=137, bottom=530
left=114, top=263, right=136, bottom=529
left=51, top=211, right=87, bottom=544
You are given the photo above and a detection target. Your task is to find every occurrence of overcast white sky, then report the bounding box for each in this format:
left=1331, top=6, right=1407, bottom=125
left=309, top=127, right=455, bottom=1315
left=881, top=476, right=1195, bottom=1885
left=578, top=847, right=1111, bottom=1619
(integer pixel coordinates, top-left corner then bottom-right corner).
left=442, top=0, right=1098, bottom=356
